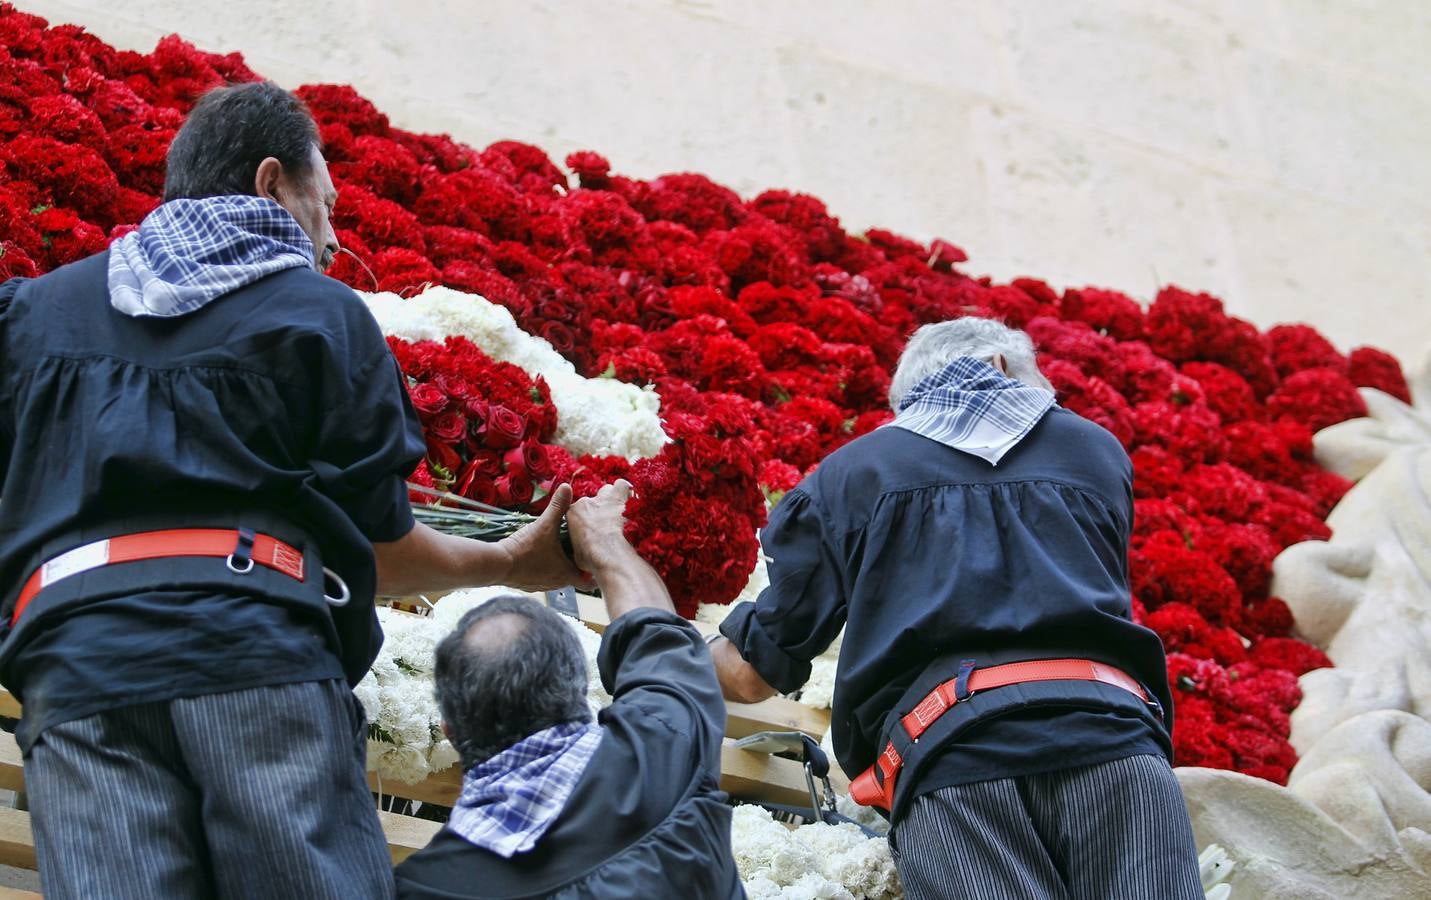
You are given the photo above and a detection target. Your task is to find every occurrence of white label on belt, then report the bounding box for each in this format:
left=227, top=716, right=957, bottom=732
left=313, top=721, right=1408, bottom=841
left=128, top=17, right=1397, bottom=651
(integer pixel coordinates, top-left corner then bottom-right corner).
left=40, top=540, right=111, bottom=588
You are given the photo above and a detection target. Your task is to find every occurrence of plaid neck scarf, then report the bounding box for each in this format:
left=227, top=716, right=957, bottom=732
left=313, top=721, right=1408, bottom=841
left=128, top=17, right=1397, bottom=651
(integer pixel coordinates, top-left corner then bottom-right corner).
left=447, top=720, right=603, bottom=858
left=890, top=356, right=1056, bottom=465
left=108, top=195, right=315, bottom=318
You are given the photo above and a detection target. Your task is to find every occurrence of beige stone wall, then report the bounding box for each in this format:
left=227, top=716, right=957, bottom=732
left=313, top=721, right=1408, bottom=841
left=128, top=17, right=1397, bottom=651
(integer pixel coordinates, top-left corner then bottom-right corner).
left=23, top=0, right=1431, bottom=362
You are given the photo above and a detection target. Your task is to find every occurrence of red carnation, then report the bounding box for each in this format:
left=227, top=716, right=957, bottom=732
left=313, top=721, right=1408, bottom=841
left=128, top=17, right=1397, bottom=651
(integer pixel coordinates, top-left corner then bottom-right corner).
left=1347, top=346, right=1412, bottom=403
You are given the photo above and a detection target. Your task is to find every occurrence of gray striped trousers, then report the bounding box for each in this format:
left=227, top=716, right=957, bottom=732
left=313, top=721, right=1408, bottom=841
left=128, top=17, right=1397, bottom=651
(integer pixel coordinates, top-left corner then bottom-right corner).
left=25, top=678, right=394, bottom=899
left=892, top=754, right=1203, bottom=900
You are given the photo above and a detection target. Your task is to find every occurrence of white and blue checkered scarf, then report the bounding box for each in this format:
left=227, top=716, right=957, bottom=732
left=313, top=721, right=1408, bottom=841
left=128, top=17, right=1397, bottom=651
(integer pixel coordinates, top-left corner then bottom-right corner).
left=890, top=356, right=1056, bottom=465
left=108, top=195, right=315, bottom=318
left=447, top=720, right=603, bottom=858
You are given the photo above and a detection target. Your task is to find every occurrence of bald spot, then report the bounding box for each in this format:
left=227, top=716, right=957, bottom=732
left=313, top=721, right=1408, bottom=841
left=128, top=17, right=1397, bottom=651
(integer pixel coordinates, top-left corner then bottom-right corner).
left=461, top=611, right=529, bottom=652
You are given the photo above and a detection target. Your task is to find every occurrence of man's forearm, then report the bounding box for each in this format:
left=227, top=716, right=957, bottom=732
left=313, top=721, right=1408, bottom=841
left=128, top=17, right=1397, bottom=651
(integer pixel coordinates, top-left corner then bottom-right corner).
left=710, top=637, right=778, bottom=704
left=372, top=522, right=512, bottom=597
left=590, top=549, right=676, bottom=620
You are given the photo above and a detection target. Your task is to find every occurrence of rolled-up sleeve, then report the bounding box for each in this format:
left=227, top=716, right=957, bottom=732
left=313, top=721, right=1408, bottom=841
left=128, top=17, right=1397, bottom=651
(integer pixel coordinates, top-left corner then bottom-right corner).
left=309, top=349, right=426, bottom=542
left=599, top=607, right=726, bottom=769
left=719, top=488, right=847, bottom=694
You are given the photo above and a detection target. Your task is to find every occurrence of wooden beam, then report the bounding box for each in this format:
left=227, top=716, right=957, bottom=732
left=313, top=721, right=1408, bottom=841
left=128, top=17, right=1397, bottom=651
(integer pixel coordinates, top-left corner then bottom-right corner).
left=0, top=808, right=35, bottom=871
left=370, top=739, right=814, bottom=810
left=0, top=692, right=19, bottom=721
left=378, top=810, right=441, bottom=865
left=0, top=888, right=42, bottom=899
left=0, top=733, right=23, bottom=795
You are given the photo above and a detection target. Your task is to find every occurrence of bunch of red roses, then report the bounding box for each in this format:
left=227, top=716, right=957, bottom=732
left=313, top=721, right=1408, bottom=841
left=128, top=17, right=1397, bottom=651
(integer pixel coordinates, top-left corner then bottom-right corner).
left=2, top=4, right=1418, bottom=783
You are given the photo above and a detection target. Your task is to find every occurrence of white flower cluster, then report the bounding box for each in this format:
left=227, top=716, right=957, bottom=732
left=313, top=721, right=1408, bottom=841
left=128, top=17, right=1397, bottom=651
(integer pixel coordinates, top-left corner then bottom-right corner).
left=1198, top=844, right=1234, bottom=900
left=354, top=606, right=459, bottom=785
left=731, top=805, right=902, bottom=900
left=364, top=286, right=667, bottom=460
left=357, top=589, right=610, bottom=784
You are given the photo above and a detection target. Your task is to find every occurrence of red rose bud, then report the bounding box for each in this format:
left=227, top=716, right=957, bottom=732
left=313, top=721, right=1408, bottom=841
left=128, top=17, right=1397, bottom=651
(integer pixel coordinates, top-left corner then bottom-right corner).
left=463, top=397, right=490, bottom=425
left=493, top=471, right=535, bottom=508
left=409, top=381, right=449, bottom=419
left=479, top=404, right=527, bottom=449
left=456, top=457, right=498, bottom=505
left=470, top=450, right=505, bottom=480
left=429, top=409, right=466, bottom=443
left=503, top=441, right=555, bottom=480
left=425, top=437, right=463, bottom=479
left=539, top=321, right=576, bottom=353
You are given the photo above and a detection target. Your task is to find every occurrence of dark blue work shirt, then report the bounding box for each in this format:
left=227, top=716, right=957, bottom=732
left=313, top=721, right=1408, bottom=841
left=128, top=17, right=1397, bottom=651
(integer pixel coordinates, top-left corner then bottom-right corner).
left=0, top=252, right=425, bottom=753
left=721, top=408, right=1173, bottom=809
left=396, top=609, right=742, bottom=899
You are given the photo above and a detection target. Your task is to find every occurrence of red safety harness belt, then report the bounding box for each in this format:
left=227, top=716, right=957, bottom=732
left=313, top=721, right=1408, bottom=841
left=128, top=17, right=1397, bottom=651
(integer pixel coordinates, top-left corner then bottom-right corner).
left=11, top=528, right=306, bottom=626
left=849, top=658, right=1150, bottom=812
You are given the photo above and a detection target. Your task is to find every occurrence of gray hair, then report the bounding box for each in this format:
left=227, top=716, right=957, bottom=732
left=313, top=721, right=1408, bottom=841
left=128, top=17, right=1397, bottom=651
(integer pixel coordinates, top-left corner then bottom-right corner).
left=434, top=595, right=592, bottom=769
left=888, top=317, right=1050, bottom=411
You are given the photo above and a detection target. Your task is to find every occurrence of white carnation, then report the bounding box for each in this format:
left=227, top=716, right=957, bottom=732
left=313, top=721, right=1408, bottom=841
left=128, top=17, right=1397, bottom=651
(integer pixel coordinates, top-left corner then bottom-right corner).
left=731, top=805, right=901, bottom=899
left=364, top=286, right=666, bottom=460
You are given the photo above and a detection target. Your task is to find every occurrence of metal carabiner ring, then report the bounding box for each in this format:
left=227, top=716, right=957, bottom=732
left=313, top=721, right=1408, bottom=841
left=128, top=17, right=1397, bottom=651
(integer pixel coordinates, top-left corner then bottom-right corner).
left=322, top=566, right=351, bottom=607
left=226, top=554, right=255, bottom=575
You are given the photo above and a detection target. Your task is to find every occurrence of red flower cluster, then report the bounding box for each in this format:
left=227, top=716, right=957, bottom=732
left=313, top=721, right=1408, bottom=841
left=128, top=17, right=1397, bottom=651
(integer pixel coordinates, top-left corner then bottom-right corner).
left=2, top=5, right=1412, bottom=781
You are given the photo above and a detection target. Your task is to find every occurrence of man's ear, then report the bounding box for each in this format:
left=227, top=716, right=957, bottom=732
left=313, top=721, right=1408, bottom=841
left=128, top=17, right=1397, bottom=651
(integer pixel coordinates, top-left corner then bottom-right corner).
left=253, top=156, right=285, bottom=202
left=990, top=353, right=1009, bottom=375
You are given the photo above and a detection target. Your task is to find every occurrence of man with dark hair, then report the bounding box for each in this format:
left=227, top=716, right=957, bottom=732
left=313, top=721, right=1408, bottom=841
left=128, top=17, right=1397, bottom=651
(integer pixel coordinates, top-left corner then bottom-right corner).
left=0, top=80, right=583, bottom=898
left=710, top=318, right=1203, bottom=899
left=395, top=481, right=743, bottom=899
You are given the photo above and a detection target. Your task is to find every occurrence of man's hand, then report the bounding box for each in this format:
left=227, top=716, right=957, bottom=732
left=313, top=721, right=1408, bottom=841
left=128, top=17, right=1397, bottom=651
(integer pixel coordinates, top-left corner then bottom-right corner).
left=565, top=480, right=640, bottom=575
left=567, top=480, right=677, bottom=619
left=494, top=483, right=592, bottom=591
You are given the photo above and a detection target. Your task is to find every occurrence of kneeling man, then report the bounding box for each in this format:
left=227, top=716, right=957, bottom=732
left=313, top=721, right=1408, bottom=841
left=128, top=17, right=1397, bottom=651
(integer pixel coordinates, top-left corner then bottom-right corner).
left=396, top=481, right=742, bottom=898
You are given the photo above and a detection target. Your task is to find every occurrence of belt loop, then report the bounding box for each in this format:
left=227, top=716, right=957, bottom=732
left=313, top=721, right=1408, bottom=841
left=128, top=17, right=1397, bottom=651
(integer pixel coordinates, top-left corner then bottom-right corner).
left=954, top=658, right=977, bottom=701
left=227, top=528, right=256, bottom=575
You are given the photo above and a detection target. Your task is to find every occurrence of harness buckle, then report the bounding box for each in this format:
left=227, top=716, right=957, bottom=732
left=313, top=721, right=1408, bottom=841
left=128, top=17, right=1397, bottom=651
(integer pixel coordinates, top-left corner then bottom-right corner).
left=227, top=528, right=257, bottom=575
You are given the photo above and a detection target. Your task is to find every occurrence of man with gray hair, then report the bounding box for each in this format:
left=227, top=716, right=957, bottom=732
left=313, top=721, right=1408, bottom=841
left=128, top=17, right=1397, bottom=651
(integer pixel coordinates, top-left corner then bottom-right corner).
left=395, top=481, right=742, bottom=898
left=711, top=317, right=1203, bottom=898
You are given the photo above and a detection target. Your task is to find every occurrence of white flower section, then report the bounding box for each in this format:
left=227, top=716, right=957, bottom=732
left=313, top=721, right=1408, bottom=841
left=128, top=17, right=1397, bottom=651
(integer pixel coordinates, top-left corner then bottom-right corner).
left=364, top=286, right=666, bottom=460
left=731, top=805, right=901, bottom=899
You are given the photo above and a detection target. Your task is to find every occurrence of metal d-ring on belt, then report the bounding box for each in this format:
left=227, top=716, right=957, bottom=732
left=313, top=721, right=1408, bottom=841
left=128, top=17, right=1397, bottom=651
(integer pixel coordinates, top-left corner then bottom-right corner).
left=10, top=527, right=349, bottom=627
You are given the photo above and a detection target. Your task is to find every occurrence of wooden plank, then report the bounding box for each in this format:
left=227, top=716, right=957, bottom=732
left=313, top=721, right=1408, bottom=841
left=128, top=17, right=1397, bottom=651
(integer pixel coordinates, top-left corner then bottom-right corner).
left=0, top=808, right=35, bottom=871
left=0, top=888, right=42, bottom=899
left=371, top=740, right=814, bottom=809
left=0, top=692, right=19, bottom=721
left=0, top=733, right=24, bottom=795
left=378, top=810, right=441, bottom=865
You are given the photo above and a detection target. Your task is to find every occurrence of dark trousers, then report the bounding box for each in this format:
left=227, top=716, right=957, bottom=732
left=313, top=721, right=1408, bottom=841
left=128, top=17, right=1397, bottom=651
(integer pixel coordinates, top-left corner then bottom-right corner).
left=893, top=754, right=1203, bottom=900
left=25, top=679, right=393, bottom=899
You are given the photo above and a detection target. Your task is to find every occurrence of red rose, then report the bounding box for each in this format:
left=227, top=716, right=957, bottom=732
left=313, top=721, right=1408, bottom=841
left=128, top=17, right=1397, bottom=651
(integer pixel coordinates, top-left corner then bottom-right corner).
left=504, top=440, right=555, bottom=480
left=435, top=374, right=474, bottom=401
left=429, top=409, right=466, bottom=443
left=539, top=321, right=576, bottom=353
left=492, top=471, right=535, bottom=508
left=478, top=404, right=527, bottom=449
left=408, top=382, right=448, bottom=419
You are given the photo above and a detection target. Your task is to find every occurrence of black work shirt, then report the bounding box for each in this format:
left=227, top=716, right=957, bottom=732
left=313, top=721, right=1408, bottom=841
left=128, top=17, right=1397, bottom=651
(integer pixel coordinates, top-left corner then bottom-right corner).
left=395, top=608, right=742, bottom=899
left=721, top=409, right=1172, bottom=808
left=0, top=253, right=425, bottom=753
